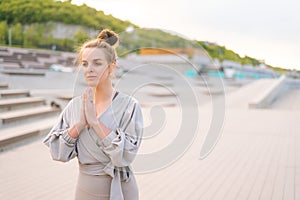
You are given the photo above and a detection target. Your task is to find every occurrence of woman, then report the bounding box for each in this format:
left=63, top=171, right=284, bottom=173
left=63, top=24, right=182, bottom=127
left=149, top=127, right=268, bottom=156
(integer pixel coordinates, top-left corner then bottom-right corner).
left=43, top=29, right=143, bottom=200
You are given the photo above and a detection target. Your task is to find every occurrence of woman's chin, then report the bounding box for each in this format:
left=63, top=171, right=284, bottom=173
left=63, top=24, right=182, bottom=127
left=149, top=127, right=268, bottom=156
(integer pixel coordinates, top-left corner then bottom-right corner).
left=85, top=81, right=98, bottom=87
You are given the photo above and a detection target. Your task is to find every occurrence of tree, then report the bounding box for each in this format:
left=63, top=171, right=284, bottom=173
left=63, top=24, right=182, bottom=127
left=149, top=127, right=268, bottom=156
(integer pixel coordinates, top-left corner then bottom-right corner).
left=0, top=21, right=8, bottom=45
left=73, top=29, right=90, bottom=47
left=11, top=23, right=23, bottom=46
left=23, top=24, right=42, bottom=47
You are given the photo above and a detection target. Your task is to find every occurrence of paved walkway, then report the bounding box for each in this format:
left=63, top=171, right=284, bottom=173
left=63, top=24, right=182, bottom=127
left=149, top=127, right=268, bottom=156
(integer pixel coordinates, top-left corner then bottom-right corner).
left=0, top=79, right=299, bottom=200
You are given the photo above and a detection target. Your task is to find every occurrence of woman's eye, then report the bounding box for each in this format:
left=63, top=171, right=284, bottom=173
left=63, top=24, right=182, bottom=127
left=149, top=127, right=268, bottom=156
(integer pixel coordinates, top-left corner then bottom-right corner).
left=95, top=63, right=102, bottom=66
left=82, top=62, right=88, bottom=67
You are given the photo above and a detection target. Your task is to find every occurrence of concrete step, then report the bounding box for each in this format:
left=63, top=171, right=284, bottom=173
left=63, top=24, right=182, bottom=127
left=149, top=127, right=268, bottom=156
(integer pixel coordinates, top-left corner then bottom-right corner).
left=0, top=115, right=58, bottom=150
left=0, top=106, right=60, bottom=125
left=35, top=53, right=51, bottom=58
left=0, top=83, right=8, bottom=89
left=0, top=89, right=30, bottom=98
left=0, top=97, right=46, bottom=111
left=226, top=79, right=276, bottom=109
left=20, top=61, right=45, bottom=68
left=141, top=101, right=177, bottom=107
left=56, top=94, right=73, bottom=101
left=249, top=76, right=286, bottom=108
left=0, top=62, right=21, bottom=68
left=1, top=69, right=45, bottom=76
left=2, top=56, right=19, bottom=62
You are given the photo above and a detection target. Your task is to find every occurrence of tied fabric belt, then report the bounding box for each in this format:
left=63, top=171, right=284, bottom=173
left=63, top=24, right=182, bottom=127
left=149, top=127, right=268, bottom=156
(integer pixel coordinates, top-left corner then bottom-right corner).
left=80, top=162, right=131, bottom=200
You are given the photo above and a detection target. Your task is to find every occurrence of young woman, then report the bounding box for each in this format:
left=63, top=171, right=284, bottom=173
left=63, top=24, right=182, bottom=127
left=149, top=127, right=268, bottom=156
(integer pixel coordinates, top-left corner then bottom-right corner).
left=43, top=29, right=143, bottom=200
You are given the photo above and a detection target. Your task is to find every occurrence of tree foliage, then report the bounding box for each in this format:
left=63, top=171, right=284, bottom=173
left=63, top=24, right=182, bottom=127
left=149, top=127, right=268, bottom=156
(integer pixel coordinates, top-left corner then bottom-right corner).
left=0, top=0, right=135, bottom=50
left=0, top=21, right=8, bottom=44
left=199, top=41, right=262, bottom=66
left=73, top=29, right=90, bottom=47
left=11, top=23, right=23, bottom=46
left=0, top=0, right=132, bottom=32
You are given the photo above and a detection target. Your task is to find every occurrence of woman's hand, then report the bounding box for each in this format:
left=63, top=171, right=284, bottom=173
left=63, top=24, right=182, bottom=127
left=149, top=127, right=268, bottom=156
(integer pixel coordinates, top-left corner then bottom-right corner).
left=67, top=95, right=88, bottom=138
left=84, top=88, right=99, bottom=128
left=80, top=89, right=88, bottom=127
left=84, top=87, right=112, bottom=139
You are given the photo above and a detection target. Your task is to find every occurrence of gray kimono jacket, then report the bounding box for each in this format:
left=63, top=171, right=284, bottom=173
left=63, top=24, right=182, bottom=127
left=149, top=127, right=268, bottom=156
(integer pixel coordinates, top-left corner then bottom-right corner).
left=43, top=92, right=143, bottom=200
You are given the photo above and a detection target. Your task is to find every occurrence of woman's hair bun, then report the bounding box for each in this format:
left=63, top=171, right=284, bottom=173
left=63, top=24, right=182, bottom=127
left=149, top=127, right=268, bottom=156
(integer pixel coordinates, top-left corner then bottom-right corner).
left=97, top=29, right=119, bottom=48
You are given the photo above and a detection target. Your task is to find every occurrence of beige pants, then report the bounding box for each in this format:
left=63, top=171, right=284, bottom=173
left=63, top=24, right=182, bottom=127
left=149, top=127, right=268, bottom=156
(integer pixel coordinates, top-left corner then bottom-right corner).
left=75, top=172, right=139, bottom=200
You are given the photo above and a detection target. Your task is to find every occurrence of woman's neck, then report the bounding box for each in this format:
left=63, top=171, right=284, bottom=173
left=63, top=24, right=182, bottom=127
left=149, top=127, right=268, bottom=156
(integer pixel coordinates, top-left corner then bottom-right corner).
left=93, top=82, right=114, bottom=104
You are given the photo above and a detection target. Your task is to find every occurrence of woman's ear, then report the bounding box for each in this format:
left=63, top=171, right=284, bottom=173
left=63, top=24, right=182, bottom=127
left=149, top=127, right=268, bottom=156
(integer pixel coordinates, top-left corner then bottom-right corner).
left=108, top=61, right=117, bottom=79
left=111, top=61, right=116, bottom=69
left=109, top=61, right=116, bottom=72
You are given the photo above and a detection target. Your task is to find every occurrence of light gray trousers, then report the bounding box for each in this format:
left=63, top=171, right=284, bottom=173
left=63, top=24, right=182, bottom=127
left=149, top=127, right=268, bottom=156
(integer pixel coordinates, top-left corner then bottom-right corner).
left=75, top=171, right=139, bottom=200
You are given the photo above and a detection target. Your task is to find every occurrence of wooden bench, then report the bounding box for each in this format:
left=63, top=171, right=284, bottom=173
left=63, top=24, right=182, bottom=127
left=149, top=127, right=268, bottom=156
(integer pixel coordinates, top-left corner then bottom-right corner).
left=0, top=106, right=60, bottom=125
left=0, top=97, right=46, bottom=111
left=0, top=89, right=30, bottom=98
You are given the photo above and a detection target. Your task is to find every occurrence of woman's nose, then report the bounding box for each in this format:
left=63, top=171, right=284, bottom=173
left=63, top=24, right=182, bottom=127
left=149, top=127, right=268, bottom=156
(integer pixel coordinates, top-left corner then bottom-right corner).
left=87, top=64, right=94, bottom=71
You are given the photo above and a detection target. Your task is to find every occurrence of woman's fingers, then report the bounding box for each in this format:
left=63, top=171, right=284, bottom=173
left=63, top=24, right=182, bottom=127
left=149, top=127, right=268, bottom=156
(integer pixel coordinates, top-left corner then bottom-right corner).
left=80, top=92, right=87, bottom=125
left=84, top=88, right=98, bottom=127
left=88, top=88, right=93, bottom=103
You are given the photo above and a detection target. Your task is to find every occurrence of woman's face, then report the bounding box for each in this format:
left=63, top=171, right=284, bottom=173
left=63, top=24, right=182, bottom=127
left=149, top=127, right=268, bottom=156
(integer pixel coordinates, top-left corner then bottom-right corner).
left=81, top=47, right=111, bottom=87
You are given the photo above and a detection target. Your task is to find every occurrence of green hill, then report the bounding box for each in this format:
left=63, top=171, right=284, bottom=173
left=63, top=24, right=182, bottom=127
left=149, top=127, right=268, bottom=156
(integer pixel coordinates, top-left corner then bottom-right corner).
left=198, top=41, right=261, bottom=66
left=0, top=0, right=132, bottom=32
left=0, top=0, right=286, bottom=72
left=0, top=0, right=191, bottom=51
left=0, top=0, right=135, bottom=51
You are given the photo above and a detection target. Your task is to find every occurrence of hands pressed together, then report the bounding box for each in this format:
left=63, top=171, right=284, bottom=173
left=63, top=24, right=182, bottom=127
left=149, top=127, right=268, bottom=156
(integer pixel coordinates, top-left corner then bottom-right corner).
left=81, top=87, right=98, bottom=128
left=69, top=88, right=111, bottom=139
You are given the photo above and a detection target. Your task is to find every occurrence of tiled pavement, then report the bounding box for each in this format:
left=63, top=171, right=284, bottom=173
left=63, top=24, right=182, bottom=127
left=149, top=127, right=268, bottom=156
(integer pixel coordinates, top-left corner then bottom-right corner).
left=1, top=79, right=299, bottom=200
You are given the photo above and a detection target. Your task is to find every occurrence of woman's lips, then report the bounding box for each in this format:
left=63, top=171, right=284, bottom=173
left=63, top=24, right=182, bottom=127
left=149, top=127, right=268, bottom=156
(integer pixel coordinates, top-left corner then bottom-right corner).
left=87, top=76, right=97, bottom=79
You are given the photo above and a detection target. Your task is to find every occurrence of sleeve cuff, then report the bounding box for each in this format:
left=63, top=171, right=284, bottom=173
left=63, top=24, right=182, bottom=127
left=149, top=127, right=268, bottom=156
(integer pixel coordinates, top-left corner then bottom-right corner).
left=96, top=130, right=119, bottom=147
left=62, top=131, right=77, bottom=144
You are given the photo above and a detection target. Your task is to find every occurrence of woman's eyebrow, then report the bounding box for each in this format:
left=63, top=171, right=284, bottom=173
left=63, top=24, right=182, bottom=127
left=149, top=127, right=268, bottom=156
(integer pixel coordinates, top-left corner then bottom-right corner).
left=81, top=58, right=103, bottom=62
left=93, top=59, right=103, bottom=62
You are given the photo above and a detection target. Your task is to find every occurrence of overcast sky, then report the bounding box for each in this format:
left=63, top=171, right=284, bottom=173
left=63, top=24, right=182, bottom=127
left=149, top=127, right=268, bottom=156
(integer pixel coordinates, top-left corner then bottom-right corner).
left=72, top=0, right=300, bottom=70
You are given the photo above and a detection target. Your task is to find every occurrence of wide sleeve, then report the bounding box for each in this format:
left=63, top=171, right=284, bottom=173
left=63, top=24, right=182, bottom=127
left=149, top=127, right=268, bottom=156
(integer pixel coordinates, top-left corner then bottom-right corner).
left=43, top=99, right=78, bottom=162
left=96, top=101, right=143, bottom=167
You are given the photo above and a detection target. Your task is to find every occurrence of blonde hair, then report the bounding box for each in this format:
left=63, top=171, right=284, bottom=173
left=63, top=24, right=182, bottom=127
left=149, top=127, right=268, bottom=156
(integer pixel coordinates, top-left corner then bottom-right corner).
left=76, top=29, right=119, bottom=67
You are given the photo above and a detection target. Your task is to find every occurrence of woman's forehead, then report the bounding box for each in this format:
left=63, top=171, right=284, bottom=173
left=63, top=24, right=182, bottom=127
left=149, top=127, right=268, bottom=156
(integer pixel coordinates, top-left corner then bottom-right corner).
left=82, top=47, right=106, bottom=61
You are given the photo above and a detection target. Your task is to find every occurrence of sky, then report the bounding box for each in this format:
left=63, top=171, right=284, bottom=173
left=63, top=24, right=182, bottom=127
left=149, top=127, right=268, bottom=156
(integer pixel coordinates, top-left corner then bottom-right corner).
left=72, top=0, right=300, bottom=70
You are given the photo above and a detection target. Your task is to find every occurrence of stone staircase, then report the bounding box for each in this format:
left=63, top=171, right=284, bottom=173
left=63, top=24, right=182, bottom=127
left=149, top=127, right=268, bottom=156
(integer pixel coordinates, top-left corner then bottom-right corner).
left=0, top=84, right=61, bottom=151
left=0, top=46, right=76, bottom=70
